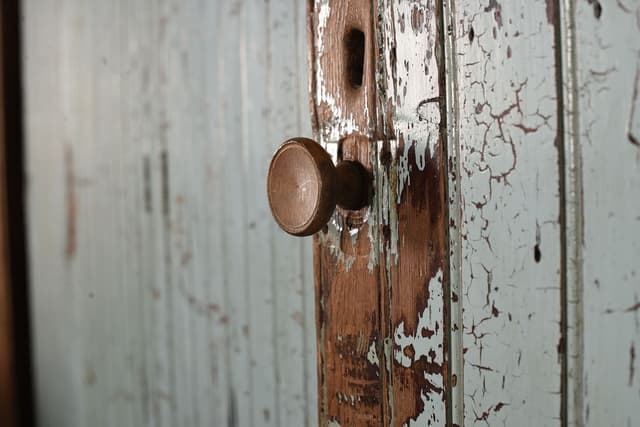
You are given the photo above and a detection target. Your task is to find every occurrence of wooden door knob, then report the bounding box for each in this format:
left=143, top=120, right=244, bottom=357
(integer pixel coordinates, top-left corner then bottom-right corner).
left=267, top=137, right=369, bottom=236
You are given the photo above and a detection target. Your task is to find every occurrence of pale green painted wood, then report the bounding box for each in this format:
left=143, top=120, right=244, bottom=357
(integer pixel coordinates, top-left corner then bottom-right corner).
left=22, top=1, right=316, bottom=426
left=450, top=1, right=563, bottom=425
left=571, top=1, right=640, bottom=425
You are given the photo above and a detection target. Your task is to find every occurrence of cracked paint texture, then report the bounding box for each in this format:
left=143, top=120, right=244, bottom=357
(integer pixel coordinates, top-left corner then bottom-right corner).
left=454, top=1, right=562, bottom=425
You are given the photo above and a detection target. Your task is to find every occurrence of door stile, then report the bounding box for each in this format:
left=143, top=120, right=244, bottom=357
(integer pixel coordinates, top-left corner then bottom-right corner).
left=376, top=1, right=451, bottom=425
left=308, top=1, right=386, bottom=425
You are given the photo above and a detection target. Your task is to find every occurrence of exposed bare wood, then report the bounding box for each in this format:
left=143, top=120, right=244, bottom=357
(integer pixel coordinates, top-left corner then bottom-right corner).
left=377, top=1, right=450, bottom=425
left=309, top=1, right=385, bottom=425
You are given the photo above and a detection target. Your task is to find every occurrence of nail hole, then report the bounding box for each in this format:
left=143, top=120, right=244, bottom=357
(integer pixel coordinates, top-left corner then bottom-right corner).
left=592, top=1, right=602, bottom=19
left=345, top=28, right=365, bottom=89
left=534, top=244, right=541, bottom=263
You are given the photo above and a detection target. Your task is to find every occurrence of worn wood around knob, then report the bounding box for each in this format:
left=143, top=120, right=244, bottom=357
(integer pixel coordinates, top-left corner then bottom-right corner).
left=267, top=138, right=369, bottom=236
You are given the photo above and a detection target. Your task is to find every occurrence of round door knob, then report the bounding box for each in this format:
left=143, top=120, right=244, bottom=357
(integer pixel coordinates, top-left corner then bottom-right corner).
left=267, top=137, right=369, bottom=236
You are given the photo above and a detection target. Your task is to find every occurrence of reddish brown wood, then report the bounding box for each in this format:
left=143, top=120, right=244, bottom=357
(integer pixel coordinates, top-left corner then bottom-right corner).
left=377, top=2, right=450, bottom=425
left=314, top=132, right=381, bottom=426
left=0, top=10, right=17, bottom=426
left=308, top=1, right=385, bottom=425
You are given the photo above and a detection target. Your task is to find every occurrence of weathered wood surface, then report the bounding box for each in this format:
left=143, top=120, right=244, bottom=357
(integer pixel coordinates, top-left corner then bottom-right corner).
left=568, top=1, right=640, bottom=425
left=309, top=1, right=385, bottom=425
left=378, top=1, right=449, bottom=425
left=448, top=1, right=564, bottom=425
left=22, top=1, right=316, bottom=426
left=310, top=0, right=450, bottom=425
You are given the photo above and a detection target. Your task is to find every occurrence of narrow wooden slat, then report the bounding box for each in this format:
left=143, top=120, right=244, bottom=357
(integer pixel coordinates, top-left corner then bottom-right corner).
left=214, top=2, right=252, bottom=425
left=244, top=2, right=279, bottom=426
left=309, top=1, right=384, bottom=425
left=441, top=0, right=465, bottom=424
left=0, top=6, right=16, bottom=425
left=571, top=2, right=640, bottom=425
left=268, top=1, right=311, bottom=425
left=557, top=0, right=582, bottom=425
left=297, top=1, right=320, bottom=424
left=377, top=1, right=449, bottom=425
left=452, top=1, right=563, bottom=425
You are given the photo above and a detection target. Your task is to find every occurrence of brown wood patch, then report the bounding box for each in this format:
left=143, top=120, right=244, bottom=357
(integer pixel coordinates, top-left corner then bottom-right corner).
left=377, top=2, right=450, bottom=424
left=308, top=0, right=386, bottom=425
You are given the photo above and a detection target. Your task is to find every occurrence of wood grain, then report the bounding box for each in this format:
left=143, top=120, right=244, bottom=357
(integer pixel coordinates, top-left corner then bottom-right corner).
left=377, top=1, right=450, bottom=425
left=309, top=1, right=385, bottom=425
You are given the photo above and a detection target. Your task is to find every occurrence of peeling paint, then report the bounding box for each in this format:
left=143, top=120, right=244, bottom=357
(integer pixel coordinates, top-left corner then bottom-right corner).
left=392, top=269, right=444, bottom=423
left=455, top=1, right=563, bottom=424
left=367, top=340, right=380, bottom=369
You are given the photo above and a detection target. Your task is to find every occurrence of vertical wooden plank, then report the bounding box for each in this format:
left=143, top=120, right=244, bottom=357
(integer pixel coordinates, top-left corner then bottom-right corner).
left=571, top=2, right=640, bottom=425
left=267, top=1, right=313, bottom=425
left=24, top=0, right=88, bottom=422
left=452, top=1, right=563, bottom=425
left=196, top=2, right=232, bottom=424
left=0, top=6, right=16, bottom=426
left=140, top=1, right=180, bottom=424
left=244, top=1, right=279, bottom=426
left=309, top=1, right=384, bottom=425
left=557, top=0, right=582, bottom=425
left=377, top=1, right=450, bottom=425
left=297, top=1, right=320, bottom=423
left=163, top=1, right=237, bottom=425
left=441, top=0, right=465, bottom=424
left=215, top=1, right=252, bottom=425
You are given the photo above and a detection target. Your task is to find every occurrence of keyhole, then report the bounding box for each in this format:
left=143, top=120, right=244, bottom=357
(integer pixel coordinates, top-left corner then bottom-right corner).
left=345, top=28, right=365, bottom=89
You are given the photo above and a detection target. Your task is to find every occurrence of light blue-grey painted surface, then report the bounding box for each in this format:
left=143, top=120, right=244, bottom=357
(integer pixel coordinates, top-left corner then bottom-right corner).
left=22, top=1, right=316, bottom=426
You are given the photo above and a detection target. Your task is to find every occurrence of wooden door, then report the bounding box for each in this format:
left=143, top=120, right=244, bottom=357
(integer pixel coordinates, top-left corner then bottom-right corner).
left=306, top=1, right=640, bottom=426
